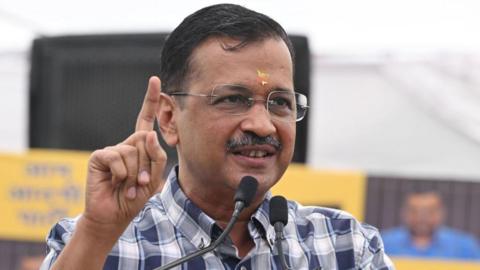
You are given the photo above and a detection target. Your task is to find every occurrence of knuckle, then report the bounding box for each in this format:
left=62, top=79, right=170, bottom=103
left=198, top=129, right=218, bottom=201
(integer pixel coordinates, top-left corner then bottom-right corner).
left=116, top=169, right=128, bottom=180
left=127, top=146, right=139, bottom=156
left=119, top=144, right=138, bottom=156
left=90, top=149, right=104, bottom=159
left=136, top=130, right=149, bottom=137
left=126, top=173, right=137, bottom=182
left=105, top=151, right=122, bottom=164
left=141, top=113, right=156, bottom=123
left=158, top=148, right=167, bottom=159
left=153, top=150, right=167, bottom=164
left=129, top=130, right=148, bottom=142
left=102, top=145, right=115, bottom=152
left=88, top=150, right=105, bottom=166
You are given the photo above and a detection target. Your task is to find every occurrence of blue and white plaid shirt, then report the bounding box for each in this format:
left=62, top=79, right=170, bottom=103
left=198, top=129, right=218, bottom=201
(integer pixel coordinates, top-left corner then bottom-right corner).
left=41, top=166, right=394, bottom=270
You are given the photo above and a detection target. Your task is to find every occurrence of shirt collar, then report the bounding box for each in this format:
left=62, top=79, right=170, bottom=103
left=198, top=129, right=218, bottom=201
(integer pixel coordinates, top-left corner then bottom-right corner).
left=249, top=193, right=279, bottom=249
left=160, top=166, right=217, bottom=248
left=160, top=166, right=277, bottom=249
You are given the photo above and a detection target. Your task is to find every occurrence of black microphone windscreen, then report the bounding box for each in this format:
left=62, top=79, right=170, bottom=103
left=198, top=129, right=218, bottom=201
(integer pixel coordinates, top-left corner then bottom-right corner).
left=269, top=195, right=288, bottom=226
left=234, top=176, right=258, bottom=207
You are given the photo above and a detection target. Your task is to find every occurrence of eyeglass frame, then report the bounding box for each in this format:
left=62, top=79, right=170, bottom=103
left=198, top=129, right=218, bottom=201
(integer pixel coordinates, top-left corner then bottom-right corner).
left=168, top=84, right=309, bottom=122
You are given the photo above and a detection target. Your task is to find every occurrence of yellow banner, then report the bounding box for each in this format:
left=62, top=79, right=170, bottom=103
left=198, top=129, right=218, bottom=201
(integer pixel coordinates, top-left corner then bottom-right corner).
left=0, top=152, right=366, bottom=241
left=0, top=150, right=89, bottom=241
left=393, top=257, right=480, bottom=270
left=272, top=164, right=366, bottom=220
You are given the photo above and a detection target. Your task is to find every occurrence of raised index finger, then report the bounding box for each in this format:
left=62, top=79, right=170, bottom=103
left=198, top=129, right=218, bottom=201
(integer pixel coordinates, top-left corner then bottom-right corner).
left=135, top=76, right=161, bottom=131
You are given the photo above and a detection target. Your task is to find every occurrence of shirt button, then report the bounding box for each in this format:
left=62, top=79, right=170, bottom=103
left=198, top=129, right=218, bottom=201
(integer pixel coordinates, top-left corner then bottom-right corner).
left=198, top=238, right=205, bottom=249
left=240, top=266, right=247, bottom=270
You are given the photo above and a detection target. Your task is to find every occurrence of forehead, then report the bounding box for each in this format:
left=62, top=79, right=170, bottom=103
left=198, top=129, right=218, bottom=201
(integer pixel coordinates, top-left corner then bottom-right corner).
left=187, top=36, right=294, bottom=91
left=406, top=193, right=442, bottom=208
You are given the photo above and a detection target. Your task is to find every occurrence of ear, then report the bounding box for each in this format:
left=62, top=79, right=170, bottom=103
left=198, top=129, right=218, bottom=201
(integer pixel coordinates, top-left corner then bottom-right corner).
left=157, top=93, right=179, bottom=146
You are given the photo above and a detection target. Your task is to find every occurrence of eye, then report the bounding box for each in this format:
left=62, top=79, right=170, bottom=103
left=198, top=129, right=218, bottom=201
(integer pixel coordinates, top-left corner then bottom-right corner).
left=213, top=94, right=249, bottom=105
left=269, top=96, right=293, bottom=110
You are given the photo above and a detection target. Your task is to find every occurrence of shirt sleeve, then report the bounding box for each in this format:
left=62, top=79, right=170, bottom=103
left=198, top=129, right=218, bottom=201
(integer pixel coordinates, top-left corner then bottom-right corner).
left=356, top=223, right=396, bottom=270
left=39, top=217, right=79, bottom=269
left=459, top=234, right=480, bottom=260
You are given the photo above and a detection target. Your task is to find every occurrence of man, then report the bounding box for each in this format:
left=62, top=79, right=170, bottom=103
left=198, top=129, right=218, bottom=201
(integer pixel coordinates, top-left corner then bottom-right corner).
left=382, top=191, right=480, bottom=260
left=41, top=4, right=393, bottom=269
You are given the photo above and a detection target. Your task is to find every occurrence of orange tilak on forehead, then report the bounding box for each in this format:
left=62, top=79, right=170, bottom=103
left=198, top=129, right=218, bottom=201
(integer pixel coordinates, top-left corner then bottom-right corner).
left=256, top=69, right=269, bottom=86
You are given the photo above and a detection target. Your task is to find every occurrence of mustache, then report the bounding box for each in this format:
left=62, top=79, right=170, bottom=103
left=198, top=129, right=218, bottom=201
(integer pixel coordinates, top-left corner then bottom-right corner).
left=226, top=132, right=282, bottom=151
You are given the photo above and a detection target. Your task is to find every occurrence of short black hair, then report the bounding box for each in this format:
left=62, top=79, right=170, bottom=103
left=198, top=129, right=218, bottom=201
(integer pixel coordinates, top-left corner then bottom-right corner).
left=160, top=3, right=294, bottom=94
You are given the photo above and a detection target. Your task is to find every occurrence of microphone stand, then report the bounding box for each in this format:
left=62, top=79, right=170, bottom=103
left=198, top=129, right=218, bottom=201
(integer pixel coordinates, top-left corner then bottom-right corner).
left=269, top=195, right=291, bottom=270
left=273, top=222, right=291, bottom=270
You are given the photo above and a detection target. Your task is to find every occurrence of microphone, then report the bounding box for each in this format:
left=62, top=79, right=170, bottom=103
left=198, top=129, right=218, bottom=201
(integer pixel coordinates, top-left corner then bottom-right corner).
left=156, top=176, right=258, bottom=270
left=269, top=195, right=291, bottom=270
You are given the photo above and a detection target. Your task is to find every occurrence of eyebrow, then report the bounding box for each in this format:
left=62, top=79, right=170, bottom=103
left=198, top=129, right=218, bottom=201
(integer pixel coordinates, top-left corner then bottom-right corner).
left=271, top=87, right=294, bottom=93
left=223, top=84, right=294, bottom=94
left=223, top=84, right=252, bottom=93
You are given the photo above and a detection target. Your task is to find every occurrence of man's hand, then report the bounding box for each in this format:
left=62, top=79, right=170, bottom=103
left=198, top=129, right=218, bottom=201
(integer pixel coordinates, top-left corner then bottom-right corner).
left=50, top=76, right=167, bottom=270
left=83, top=76, right=166, bottom=229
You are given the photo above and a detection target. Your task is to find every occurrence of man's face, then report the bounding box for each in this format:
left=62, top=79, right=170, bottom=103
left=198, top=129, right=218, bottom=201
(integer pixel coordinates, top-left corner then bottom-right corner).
left=402, top=192, right=444, bottom=237
left=173, top=37, right=295, bottom=200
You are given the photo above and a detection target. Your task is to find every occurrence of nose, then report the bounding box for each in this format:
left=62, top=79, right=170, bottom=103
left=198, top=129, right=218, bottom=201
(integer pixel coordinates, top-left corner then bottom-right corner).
left=239, top=102, right=276, bottom=137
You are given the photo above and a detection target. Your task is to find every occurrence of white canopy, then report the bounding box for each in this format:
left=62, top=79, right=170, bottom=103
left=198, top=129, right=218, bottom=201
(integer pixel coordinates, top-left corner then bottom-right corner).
left=1, top=0, right=480, bottom=179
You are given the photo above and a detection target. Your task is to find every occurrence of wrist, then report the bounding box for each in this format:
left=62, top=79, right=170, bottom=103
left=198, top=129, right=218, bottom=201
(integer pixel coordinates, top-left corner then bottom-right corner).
left=75, top=215, right=128, bottom=251
left=51, top=216, right=128, bottom=270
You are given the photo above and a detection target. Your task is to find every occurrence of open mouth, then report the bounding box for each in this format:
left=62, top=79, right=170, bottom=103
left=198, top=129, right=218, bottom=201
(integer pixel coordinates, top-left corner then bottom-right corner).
left=230, top=144, right=277, bottom=159
left=233, top=150, right=272, bottom=158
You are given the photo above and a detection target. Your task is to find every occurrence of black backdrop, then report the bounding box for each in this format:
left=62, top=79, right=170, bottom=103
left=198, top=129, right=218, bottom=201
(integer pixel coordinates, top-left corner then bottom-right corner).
left=29, top=33, right=310, bottom=169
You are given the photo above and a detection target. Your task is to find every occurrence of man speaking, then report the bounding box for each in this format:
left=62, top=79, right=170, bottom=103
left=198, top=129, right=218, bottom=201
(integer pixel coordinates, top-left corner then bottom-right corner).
left=40, top=4, right=393, bottom=269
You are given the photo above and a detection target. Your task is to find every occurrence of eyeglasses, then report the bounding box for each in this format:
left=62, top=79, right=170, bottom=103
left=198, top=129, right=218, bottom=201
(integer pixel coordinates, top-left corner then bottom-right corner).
left=169, top=84, right=308, bottom=122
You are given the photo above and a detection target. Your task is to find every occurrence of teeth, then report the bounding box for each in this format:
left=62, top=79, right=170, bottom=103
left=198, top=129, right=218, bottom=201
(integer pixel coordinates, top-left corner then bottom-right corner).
left=245, top=150, right=267, bottom=158
left=257, top=151, right=267, bottom=157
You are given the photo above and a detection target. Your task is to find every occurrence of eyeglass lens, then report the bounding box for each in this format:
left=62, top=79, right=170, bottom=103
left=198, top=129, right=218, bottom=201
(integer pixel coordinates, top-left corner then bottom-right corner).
left=210, top=85, right=307, bottom=122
